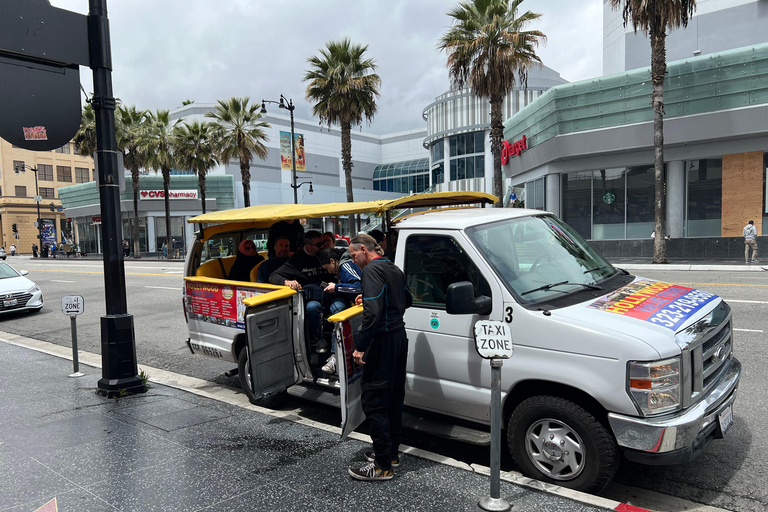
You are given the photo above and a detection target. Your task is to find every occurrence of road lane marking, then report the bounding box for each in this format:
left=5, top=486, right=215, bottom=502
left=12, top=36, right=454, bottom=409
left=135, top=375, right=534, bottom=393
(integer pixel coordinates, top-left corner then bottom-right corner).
left=21, top=269, right=178, bottom=277
left=145, top=286, right=182, bottom=291
left=734, top=328, right=763, bottom=333
left=51, top=280, right=76, bottom=283
left=722, top=299, right=768, bottom=304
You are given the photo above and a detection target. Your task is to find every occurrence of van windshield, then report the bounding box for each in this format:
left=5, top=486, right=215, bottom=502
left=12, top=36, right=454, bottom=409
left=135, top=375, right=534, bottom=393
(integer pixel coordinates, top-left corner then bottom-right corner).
left=468, top=215, right=617, bottom=304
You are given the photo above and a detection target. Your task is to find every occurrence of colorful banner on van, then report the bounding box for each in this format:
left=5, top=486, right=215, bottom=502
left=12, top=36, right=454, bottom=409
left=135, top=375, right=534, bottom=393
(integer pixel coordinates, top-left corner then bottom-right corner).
left=279, top=131, right=305, bottom=171
left=185, top=282, right=260, bottom=329
left=588, top=279, right=719, bottom=330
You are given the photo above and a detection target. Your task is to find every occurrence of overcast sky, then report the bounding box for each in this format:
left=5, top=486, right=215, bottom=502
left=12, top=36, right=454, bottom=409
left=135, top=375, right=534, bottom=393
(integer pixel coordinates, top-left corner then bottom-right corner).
left=50, top=0, right=605, bottom=135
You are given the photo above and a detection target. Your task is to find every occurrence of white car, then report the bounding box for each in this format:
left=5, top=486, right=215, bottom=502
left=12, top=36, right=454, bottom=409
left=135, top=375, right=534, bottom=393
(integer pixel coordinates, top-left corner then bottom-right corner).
left=0, top=263, right=43, bottom=313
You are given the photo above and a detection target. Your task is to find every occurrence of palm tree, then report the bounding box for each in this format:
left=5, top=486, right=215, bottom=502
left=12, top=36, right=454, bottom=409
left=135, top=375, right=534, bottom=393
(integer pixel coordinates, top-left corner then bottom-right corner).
left=304, top=38, right=381, bottom=233
left=609, top=0, right=696, bottom=264
left=141, top=109, right=178, bottom=259
left=439, top=0, right=546, bottom=208
left=205, top=97, right=269, bottom=207
left=116, top=105, right=148, bottom=258
left=174, top=121, right=218, bottom=214
left=73, top=103, right=97, bottom=158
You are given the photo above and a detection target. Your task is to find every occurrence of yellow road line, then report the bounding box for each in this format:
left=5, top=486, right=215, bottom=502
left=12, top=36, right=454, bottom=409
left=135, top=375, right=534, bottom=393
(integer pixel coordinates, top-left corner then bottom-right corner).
left=20, top=268, right=179, bottom=277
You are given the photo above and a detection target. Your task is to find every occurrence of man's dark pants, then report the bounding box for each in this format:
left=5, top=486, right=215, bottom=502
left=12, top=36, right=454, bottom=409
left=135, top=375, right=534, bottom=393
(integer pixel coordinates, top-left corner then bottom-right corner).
left=360, top=329, right=408, bottom=470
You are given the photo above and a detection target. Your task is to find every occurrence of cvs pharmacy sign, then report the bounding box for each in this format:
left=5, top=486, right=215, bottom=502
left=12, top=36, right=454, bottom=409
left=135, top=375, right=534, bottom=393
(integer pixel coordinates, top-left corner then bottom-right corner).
left=140, top=190, right=198, bottom=200
left=500, top=135, right=527, bottom=165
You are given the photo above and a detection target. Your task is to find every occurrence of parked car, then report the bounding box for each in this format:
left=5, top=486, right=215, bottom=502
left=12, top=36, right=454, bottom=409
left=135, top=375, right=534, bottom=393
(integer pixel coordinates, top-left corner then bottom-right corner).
left=0, top=247, right=6, bottom=260
left=0, top=262, right=43, bottom=313
left=334, top=238, right=349, bottom=248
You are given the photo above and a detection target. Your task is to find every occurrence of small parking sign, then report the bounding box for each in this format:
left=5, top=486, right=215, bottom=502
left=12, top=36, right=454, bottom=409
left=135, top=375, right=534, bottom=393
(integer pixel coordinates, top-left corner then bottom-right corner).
left=61, top=295, right=84, bottom=315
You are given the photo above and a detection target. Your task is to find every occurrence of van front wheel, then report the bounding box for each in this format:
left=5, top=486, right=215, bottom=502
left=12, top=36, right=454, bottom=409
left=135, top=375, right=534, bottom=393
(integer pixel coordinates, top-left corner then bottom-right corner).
left=507, top=396, right=618, bottom=493
left=237, top=348, right=286, bottom=408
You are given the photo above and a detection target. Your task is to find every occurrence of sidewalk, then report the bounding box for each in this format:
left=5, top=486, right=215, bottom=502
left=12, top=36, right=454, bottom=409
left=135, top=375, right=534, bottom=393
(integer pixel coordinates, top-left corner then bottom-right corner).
left=607, top=257, right=768, bottom=272
left=0, top=338, right=633, bottom=512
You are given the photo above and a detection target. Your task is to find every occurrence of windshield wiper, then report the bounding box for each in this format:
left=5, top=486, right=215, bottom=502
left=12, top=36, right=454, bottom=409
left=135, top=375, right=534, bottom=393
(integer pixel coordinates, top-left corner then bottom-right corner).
left=521, top=280, right=602, bottom=296
left=583, top=265, right=609, bottom=274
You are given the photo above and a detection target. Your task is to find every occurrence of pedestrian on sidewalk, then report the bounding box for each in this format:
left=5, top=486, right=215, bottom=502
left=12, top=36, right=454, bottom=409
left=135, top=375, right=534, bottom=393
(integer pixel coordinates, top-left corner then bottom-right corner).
left=743, top=220, right=758, bottom=263
left=10, top=243, right=16, bottom=256
left=347, top=233, right=412, bottom=482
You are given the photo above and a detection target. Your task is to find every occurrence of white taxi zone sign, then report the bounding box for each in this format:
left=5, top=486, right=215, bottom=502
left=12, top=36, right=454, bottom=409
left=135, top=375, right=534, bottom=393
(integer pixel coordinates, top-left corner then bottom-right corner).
left=474, top=320, right=514, bottom=359
left=61, top=295, right=84, bottom=316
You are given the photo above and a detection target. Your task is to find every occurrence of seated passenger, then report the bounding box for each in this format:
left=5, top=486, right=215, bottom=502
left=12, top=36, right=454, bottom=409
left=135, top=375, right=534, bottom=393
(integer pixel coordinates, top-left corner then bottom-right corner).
left=257, top=236, right=291, bottom=283
left=266, top=218, right=304, bottom=258
left=227, top=240, right=264, bottom=281
left=269, top=231, right=333, bottom=351
left=316, top=248, right=362, bottom=374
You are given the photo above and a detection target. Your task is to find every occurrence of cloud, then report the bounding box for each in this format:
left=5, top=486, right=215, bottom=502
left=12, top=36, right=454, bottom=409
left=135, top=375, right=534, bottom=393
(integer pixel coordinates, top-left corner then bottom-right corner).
left=50, top=0, right=603, bottom=134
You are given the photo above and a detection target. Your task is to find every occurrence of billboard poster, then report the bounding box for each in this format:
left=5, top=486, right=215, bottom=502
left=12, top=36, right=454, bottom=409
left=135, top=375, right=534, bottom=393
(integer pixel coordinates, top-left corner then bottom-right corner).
left=588, top=279, right=719, bottom=330
left=279, top=131, right=305, bottom=171
left=185, top=281, right=263, bottom=329
left=41, top=219, right=57, bottom=244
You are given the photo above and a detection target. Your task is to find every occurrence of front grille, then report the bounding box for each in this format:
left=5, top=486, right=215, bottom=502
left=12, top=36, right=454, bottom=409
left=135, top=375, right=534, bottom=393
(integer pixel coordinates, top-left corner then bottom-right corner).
left=0, top=291, right=32, bottom=311
left=681, top=304, right=732, bottom=407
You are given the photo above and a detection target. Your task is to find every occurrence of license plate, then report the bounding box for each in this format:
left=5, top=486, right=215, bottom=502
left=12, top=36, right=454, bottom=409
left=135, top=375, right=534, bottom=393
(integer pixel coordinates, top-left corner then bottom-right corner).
left=3, top=299, right=17, bottom=307
left=718, top=404, right=734, bottom=434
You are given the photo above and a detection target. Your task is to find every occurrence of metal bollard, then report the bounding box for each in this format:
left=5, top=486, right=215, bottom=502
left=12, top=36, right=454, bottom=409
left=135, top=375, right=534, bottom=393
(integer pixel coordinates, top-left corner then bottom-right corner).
left=69, top=314, right=84, bottom=377
left=478, top=359, right=511, bottom=511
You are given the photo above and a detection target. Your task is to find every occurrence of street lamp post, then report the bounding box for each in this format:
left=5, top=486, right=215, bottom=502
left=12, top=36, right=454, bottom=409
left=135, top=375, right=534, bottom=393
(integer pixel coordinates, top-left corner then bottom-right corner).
left=14, top=163, right=43, bottom=246
left=261, top=95, right=312, bottom=204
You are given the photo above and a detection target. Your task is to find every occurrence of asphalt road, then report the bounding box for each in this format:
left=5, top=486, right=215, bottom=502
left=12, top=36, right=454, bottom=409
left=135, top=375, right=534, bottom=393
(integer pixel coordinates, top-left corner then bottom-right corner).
left=2, top=257, right=765, bottom=512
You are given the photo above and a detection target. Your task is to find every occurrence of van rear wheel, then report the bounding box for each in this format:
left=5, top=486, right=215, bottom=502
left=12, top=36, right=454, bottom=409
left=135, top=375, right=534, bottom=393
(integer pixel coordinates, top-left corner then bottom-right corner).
left=507, top=395, right=618, bottom=493
left=237, top=348, right=286, bottom=408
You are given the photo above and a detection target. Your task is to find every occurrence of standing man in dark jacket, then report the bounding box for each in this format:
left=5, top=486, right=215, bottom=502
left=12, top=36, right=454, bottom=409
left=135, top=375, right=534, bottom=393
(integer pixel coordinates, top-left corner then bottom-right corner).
left=347, top=233, right=412, bottom=481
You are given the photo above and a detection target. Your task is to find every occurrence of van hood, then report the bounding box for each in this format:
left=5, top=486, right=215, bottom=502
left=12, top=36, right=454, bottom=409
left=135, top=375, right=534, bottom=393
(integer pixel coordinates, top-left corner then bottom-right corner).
left=555, top=276, right=722, bottom=354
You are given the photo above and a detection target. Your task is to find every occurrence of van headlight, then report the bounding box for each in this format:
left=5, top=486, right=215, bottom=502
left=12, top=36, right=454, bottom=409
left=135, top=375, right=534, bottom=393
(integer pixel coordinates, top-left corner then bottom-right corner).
left=628, top=356, right=682, bottom=416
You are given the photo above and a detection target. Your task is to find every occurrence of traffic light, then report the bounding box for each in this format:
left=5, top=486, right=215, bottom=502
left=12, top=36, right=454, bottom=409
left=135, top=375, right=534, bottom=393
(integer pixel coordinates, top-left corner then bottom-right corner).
left=67, top=218, right=72, bottom=232
left=12, top=223, right=17, bottom=233
left=49, top=202, right=55, bottom=212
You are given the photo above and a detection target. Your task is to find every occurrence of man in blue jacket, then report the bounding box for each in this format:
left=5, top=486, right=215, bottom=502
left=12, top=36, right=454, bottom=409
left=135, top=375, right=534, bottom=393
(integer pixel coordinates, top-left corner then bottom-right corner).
left=347, top=233, right=412, bottom=481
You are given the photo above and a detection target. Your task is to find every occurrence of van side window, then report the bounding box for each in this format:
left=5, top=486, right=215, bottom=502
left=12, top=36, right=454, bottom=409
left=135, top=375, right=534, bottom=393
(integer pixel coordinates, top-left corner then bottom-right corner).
left=404, top=234, right=489, bottom=308
left=201, top=235, right=235, bottom=264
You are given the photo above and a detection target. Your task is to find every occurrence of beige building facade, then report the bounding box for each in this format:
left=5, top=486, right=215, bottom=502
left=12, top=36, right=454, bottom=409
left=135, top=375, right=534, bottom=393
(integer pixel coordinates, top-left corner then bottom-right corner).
left=0, top=139, right=94, bottom=254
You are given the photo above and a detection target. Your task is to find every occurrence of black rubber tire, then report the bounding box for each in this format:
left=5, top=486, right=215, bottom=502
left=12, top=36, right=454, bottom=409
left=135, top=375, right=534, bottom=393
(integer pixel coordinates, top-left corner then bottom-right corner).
left=237, top=347, right=286, bottom=408
left=507, top=395, right=619, bottom=493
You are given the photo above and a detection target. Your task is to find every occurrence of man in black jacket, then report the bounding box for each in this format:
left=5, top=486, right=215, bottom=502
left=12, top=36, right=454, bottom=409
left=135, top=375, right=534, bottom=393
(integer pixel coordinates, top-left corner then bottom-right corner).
left=347, top=233, right=412, bottom=482
left=269, top=231, right=331, bottom=347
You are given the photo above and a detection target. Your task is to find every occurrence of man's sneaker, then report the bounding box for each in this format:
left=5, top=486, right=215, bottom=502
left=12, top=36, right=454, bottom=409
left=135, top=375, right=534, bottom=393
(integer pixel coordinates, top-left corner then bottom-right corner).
left=752, top=259, right=760, bottom=263
left=322, top=355, right=336, bottom=374
left=315, top=338, right=328, bottom=354
left=348, top=461, right=393, bottom=481
left=364, top=450, right=400, bottom=468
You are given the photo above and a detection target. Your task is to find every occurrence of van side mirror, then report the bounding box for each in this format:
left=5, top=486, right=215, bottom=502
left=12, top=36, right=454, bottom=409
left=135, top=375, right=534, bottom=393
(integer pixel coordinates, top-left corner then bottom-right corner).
left=446, top=281, right=492, bottom=316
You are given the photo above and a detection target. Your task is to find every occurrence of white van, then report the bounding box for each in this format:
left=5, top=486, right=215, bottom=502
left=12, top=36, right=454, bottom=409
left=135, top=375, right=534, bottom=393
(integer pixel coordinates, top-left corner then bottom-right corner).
left=182, top=192, right=739, bottom=493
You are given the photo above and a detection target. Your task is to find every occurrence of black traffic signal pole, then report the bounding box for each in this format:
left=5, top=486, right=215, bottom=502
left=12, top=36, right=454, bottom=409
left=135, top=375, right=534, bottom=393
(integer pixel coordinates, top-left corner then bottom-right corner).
left=89, top=0, right=145, bottom=397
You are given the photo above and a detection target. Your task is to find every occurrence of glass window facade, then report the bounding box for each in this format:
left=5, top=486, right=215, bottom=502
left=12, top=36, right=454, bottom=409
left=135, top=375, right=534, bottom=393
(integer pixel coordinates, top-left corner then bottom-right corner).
left=75, top=167, right=90, bottom=183
left=593, top=169, right=626, bottom=240
left=373, top=158, right=430, bottom=193
left=446, top=131, right=485, bottom=183
left=432, top=163, right=444, bottom=186
left=686, top=159, right=722, bottom=237
left=561, top=172, right=592, bottom=240
left=57, top=166, right=72, bottom=182
left=525, top=177, right=546, bottom=210
left=430, top=141, right=444, bottom=162
left=38, top=164, right=54, bottom=181
left=40, top=187, right=55, bottom=199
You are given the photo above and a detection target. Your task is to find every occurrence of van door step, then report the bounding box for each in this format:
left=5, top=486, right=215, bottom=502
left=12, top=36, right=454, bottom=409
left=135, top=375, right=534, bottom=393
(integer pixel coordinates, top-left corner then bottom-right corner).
left=286, top=385, right=491, bottom=446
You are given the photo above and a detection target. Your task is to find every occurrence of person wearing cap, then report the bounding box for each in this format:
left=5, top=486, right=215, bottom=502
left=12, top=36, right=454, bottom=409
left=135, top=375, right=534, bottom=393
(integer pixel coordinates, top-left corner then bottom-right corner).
left=228, top=240, right=265, bottom=281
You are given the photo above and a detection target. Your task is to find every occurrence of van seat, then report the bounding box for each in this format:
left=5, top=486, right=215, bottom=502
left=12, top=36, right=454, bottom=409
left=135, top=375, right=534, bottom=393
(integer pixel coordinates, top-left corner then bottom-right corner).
left=196, top=256, right=237, bottom=279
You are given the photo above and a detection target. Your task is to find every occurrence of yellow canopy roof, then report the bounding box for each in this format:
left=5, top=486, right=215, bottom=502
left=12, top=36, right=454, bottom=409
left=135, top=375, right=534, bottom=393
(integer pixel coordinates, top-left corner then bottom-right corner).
left=187, top=191, right=497, bottom=226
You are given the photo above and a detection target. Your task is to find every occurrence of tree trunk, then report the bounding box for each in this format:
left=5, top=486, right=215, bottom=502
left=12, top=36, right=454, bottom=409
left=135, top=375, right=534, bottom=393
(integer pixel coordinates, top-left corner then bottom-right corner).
left=131, top=167, right=141, bottom=259
left=240, top=158, right=251, bottom=208
left=489, top=94, right=505, bottom=208
left=199, top=172, right=207, bottom=214
left=341, top=122, right=356, bottom=233
left=650, top=26, right=667, bottom=264
left=163, top=167, right=172, bottom=260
